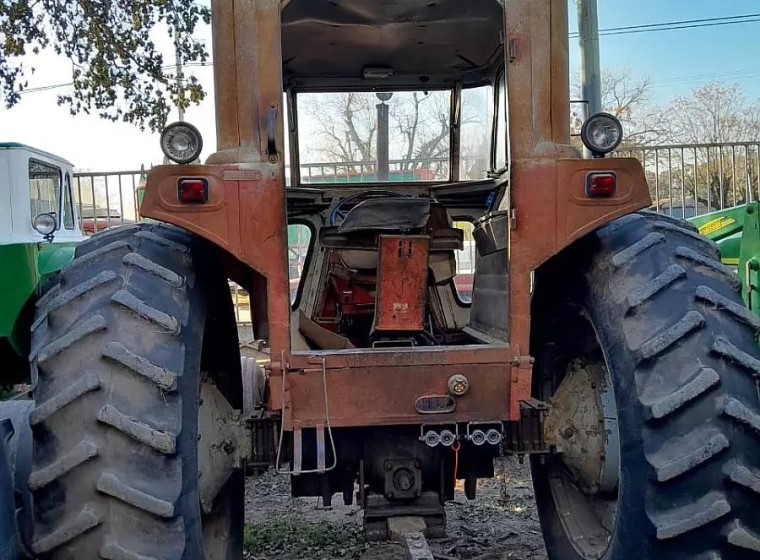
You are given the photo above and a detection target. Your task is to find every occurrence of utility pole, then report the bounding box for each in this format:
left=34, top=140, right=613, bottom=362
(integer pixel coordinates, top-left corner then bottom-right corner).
left=576, top=0, right=602, bottom=116
left=165, top=34, right=185, bottom=165
left=376, top=93, right=392, bottom=181
left=175, top=35, right=185, bottom=122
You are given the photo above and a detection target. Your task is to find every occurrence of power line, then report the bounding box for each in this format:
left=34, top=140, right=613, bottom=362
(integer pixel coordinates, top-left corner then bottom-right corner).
left=599, top=18, right=760, bottom=37
left=14, top=14, right=760, bottom=96
left=653, top=68, right=760, bottom=87
left=16, top=61, right=214, bottom=96
left=18, top=82, right=72, bottom=94
left=587, top=13, right=760, bottom=34
left=569, top=13, right=760, bottom=38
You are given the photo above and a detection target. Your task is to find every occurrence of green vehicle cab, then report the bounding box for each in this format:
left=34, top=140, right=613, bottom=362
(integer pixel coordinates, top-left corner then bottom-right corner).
left=0, top=143, right=84, bottom=383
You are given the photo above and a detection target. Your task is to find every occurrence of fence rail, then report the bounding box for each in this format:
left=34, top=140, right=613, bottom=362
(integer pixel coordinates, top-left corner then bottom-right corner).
left=614, top=141, right=760, bottom=219
left=299, top=157, right=451, bottom=184
left=71, top=142, right=760, bottom=232
left=73, top=170, right=145, bottom=234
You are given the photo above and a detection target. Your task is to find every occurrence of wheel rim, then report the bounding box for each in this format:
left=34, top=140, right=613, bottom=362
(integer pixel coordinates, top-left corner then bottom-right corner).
left=544, top=356, right=621, bottom=559
left=198, top=372, right=245, bottom=559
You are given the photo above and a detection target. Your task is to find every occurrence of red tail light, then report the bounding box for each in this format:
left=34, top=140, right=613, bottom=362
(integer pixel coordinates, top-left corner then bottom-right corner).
left=177, top=178, right=209, bottom=203
left=585, top=172, right=617, bottom=197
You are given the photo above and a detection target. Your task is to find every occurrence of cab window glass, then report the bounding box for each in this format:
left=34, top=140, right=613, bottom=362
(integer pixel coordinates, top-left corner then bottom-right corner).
left=460, top=85, right=494, bottom=180
left=62, top=174, right=75, bottom=230
left=29, top=160, right=61, bottom=227
left=495, top=73, right=508, bottom=171
left=453, top=221, right=475, bottom=304
left=288, top=224, right=312, bottom=304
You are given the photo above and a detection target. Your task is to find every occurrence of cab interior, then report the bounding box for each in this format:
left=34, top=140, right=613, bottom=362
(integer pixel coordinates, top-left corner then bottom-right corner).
left=274, top=0, right=511, bottom=351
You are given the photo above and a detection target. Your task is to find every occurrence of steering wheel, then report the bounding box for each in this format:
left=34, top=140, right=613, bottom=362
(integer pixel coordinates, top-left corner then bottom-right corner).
left=328, top=190, right=410, bottom=226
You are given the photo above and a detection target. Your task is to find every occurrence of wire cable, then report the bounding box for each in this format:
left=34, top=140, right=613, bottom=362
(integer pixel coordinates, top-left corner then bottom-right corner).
left=570, top=13, right=760, bottom=38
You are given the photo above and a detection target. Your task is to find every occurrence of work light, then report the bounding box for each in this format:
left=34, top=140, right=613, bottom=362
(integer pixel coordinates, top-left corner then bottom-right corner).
left=33, top=212, right=57, bottom=239
left=160, top=121, right=203, bottom=164
left=580, top=112, right=623, bottom=157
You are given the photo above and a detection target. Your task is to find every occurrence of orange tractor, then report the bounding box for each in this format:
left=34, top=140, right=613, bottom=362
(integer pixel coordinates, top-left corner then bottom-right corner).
left=24, top=1, right=760, bottom=559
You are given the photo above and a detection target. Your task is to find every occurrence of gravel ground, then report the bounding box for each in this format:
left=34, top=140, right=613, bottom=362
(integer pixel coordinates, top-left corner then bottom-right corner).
left=244, top=456, right=548, bottom=560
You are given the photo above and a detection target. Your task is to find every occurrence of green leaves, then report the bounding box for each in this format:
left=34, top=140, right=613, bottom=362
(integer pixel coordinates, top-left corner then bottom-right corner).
left=0, top=0, right=211, bottom=131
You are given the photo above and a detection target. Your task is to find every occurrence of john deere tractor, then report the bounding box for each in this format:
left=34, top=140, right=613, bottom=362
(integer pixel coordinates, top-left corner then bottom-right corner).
left=689, top=203, right=760, bottom=318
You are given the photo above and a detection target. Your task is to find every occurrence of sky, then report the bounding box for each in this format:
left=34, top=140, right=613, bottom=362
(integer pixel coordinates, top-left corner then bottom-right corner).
left=1, top=1, right=759, bottom=172
left=568, top=0, right=760, bottom=103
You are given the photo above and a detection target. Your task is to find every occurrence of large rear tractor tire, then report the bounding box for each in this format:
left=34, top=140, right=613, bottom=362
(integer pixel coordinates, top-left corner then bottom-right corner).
left=531, top=211, right=760, bottom=560
left=28, top=224, right=243, bottom=559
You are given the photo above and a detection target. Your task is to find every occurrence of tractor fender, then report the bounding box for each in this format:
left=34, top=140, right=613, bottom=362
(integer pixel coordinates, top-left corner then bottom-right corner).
left=0, top=401, right=34, bottom=559
left=37, top=244, right=76, bottom=276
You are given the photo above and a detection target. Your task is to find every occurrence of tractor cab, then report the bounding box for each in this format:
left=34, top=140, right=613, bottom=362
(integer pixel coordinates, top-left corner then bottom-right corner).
left=0, top=143, right=81, bottom=245
left=280, top=0, right=510, bottom=351
left=0, top=143, right=84, bottom=381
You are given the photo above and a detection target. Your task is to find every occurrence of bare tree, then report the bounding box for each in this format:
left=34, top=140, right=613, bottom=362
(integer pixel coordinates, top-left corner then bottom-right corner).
left=298, top=90, right=477, bottom=179
left=663, top=82, right=760, bottom=145
left=391, top=92, right=451, bottom=170
left=649, top=83, right=760, bottom=209
left=572, top=66, right=665, bottom=145
left=300, top=92, right=377, bottom=164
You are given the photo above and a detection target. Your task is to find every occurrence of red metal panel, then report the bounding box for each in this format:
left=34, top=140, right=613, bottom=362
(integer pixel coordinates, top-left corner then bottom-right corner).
left=374, top=235, right=430, bottom=332
left=288, top=344, right=512, bottom=370
left=285, top=362, right=511, bottom=429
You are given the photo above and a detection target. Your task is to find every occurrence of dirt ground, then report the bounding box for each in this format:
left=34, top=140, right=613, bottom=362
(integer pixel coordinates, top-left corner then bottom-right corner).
left=244, top=456, right=548, bottom=560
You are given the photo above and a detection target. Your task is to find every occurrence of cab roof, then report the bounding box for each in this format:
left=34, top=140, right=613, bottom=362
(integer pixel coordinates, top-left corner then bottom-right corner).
left=281, top=0, right=504, bottom=90
left=0, top=142, right=74, bottom=168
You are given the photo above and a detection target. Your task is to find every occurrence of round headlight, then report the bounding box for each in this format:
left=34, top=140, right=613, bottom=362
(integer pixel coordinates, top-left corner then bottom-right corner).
left=160, top=121, right=203, bottom=164
left=33, top=213, right=57, bottom=236
left=580, top=112, right=623, bottom=156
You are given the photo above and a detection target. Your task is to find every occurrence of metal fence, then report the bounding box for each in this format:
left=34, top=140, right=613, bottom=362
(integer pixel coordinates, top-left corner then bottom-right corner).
left=73, top=169, right=146, bottom=234
left=72, top=142, right=760, bottom=232
left=615, top=141, right=760, bottom=219
left=73, top=141, right=760, bottom=329
left=299, top=157, right=450, bottom=184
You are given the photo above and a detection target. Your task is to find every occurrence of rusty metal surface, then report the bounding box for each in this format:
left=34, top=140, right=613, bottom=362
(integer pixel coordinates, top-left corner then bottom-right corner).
left=374, top=235, right=429, bottom=332
left=281, top=0, right=502, bottom=90
left=141, top=0, right=292, bottom=356
left=138, top=0, right=656, bottom=432
left=503, top=0, right=572, bottom=158
left=283, top=362, right=510, bottom=429
left=276, top=346, right=516, bottom=425
left=503, top=0, right=652, bottom=367
left=543, top=361, right=611, bottom=494
left=287, top=344, right=511, bottom=370
left=207, top=0, right=284, bottom=164
left=141, top=163, right=292, bottom=355
left=507, top=158, right=651, bottom=369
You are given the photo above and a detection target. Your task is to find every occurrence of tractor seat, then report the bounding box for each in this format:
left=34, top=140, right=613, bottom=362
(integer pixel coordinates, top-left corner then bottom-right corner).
left=337, top=197, right=430, bottom=234
left=322, top=200, right=463, bottom=252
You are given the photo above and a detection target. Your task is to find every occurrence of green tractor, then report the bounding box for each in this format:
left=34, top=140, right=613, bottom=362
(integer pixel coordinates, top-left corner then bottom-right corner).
left=0, top=143, right=85, bottom=383
left=0, top=143, right=85, bottom=558
left=689, top=202, right=760, bottom=318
